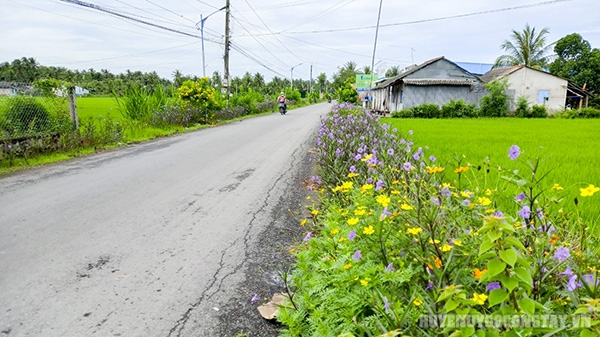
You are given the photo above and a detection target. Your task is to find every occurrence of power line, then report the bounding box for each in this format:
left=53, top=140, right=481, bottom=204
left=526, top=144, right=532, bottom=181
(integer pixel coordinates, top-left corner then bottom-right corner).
left=59, top=0, right=203, bottom=39
left=230, top=43, right=287, bottom=78
left=112, top=0, right=193, bottom=28
left=251, top=0, right=574, bottom=36
left=231, top=14, right=289, bottom=69
left=144, top=0, right=196, bottom=25
left=280, top=0, right=357, bottom=33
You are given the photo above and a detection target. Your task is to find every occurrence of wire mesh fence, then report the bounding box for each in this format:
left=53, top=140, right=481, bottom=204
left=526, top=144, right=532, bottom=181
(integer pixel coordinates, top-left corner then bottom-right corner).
left=0, top=82, right=74, bottom=141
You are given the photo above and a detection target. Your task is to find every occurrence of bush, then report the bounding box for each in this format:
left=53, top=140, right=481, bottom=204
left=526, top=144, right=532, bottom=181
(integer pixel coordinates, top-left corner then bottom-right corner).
left=1, top=96, right=52, bottom=138
left=391, top=109, right=414, bottom=118
left=514, top=96, right=530, bottom=118
left=530, top=105, right=548, bottom=118
left=557, top=107, right=600, bottom=118
left=480, top=79, right=510, bottom=117
left=411, top=103, right=440, bottom=118
left=115, top=85, right=171, bottom=122
left=440, top=99, right=477, bottom=118
left=338, top=78, right=359, bottom=104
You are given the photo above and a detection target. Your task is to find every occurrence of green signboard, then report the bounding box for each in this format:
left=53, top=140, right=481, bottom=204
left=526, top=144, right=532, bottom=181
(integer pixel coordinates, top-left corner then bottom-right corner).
left=355, top=74, right=377, bottom=91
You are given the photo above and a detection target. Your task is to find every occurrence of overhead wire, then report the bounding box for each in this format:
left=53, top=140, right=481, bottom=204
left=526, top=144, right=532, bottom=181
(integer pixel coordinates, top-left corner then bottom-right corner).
left=280, top=0, right=357, bottom=33
left=112, top=0, right=193, bottom=28
left=144, top=0, right=197, bottom=25
left=230, top=14, right=289, bottom=69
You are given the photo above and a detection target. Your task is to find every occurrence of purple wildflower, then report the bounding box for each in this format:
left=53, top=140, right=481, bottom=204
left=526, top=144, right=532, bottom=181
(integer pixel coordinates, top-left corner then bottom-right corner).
left=431, top=196, right=441, bottom=206
left=387, top=148, right=394, bottom=156
left=412, top=152, right=421, bottom=161
left=567, top=274, right=581, bottom=292
left=375, top=180, right=385, bottom=191
left=486, top=282, right=501, bottom=292
left=582, top=274, right=599, bottom=288
left=380, top=207, right=392, bottom=220
left=385, top=262, right=395, bottom=272
left=354, top=154, right=362, bottom=161
left=303, top=232, right=312, bottom=242
left=462, top=199, right=471, bottom=207
left=440, top=187, right=452, bottom=198
left=554, top=247, right=570, bottom=262
left=335, top=148, right=342, bottom=156
left=348, top=230, right=356, bottom=241
left=515, top=193, right=526, bottom=202
left=429, top=155, right=436, bottom=162
left=403, top=162, right=412, bottom=172
left=383, top=296, right=393, bottom=312
left=426, top=280, right=434, bottom=290
left=349, top=165, right=356, bottom=173
left=408, top=130, right=413, bottom=135
left=493, top=210, right=505, bottom=218
left=366, top=177, right=373, bottom=184
left=508, top=145, right=521, bottom=160
left=517, top=205, right=531, bottom=219
left=251, top=294, right=260, bottom=303
left=353, top=250, right=362, bottom=262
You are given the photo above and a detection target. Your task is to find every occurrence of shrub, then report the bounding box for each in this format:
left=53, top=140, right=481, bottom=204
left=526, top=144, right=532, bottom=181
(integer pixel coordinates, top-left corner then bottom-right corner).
left=115, top=85, right=171, bottom=122
left=530, top=104, right=548, bottom=118
left=440, top=99, right=477, bottom=118
left=391, top=109, right=413, bottom=118
left=338, top=78, right=359, bottom=104
left=480, top=79, right=510, bottom=117
left=514, top=96, right=531, bottom=118
left=411, top=103, right=440, bottom=118
left=1, top=96, right=52, bottom=138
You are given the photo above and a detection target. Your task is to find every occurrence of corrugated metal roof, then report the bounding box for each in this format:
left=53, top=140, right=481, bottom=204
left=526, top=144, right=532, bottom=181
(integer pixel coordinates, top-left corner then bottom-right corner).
left=375, top=56, right=445, bottom=89
left=402, top=78, right=475, bottom=86
left=479, top=65, right=523, bottom=83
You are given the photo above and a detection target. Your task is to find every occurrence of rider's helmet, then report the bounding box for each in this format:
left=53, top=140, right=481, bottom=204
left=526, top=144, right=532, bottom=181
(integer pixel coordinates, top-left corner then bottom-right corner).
left=280, top=92, right=285, bottom=96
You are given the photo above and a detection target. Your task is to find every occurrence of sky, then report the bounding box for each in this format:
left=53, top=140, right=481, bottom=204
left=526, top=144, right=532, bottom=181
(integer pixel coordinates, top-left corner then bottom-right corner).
left=1, top=0, right=599, bottom=83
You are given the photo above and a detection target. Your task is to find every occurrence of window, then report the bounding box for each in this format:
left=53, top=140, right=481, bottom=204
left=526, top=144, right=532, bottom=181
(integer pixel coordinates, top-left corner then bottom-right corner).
left=538, top=90, right=549, bottom=104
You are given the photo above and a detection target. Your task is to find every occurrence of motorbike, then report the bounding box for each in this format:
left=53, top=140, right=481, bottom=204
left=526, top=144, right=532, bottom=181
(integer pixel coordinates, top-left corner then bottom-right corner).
left=327, top=97, right=332, bottom=103
left=278, top=102, right=287, bottom=115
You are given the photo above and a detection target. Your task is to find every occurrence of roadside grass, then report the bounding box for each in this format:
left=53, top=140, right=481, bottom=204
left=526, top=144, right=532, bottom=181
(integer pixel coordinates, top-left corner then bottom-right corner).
left=382, top=118, right=600, bottom=229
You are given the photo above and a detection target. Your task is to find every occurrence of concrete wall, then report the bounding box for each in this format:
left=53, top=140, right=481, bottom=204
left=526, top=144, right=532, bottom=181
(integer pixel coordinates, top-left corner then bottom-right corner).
left=506, top=68, right=567, bottom=113
left=403, top=85, right=485, bottom=109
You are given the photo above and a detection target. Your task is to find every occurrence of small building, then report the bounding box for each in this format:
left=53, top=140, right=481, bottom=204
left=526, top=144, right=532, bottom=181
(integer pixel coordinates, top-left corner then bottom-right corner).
left=0, top=82, right=20, bottom=97
left=480, top=65, right=588, bottom=112
left=372, top=56, right=487, bottom=113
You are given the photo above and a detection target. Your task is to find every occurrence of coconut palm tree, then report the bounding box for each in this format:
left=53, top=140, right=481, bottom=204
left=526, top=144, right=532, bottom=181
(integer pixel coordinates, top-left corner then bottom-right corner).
left=385, top=65, right=400, bottom=78
left=494, top=24, right=551, bottom=69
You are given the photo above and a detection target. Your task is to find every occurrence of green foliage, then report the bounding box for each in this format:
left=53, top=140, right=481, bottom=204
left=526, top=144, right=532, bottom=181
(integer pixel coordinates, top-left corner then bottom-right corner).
left=390, top=109, right=413, bottom=118
left=440, top=99, right=478, bottom=118
left=480, top=80, right=510, bottom=117
left=114, top=84, right=171, bottom=122
left=0, top=96, right=52, bottom=138
left=495, top=24, right=551, bottom=69
left=337, top=78, right=359, bottom=104
left=410, top=103, right=440, bottom=118
left=530, top=105, right=547, bottom=118
left=549, top=33, right=600, bottom=108
left=514, top=96, right=530, bottom=117
left=307, top=91, right=320, bottom=103
left=553, top=107, right=600, bottom=119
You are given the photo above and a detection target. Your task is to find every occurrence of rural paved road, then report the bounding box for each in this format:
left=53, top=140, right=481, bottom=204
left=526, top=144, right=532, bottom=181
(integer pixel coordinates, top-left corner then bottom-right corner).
left=0, top=103, right=328, bottom=337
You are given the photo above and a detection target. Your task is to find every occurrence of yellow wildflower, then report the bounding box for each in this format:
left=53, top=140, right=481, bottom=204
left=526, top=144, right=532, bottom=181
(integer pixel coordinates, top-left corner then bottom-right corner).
left=306, top=195, right=311, bottom=200
left=300, top=219, right=307, bottom=227
left=391, top=190, right=401, bottom=195
left=580, top=184, right=600, bottom=197
left=472, top=293, right=488, bottom=305
left=360, top=279, right=369, bottom=286
left=311, top=210, right=319, bottom=216
left=341, top=181, right=353, bottom=190
left=361, top=184, right=374, bottom=192
left=453, top=240, right=462, bottom=246
left=478, top=197, right=492, bottom=206
left=392, top=180, right=401, bottom=185
left=376, top=195, right=391, bottom=207
left=330, top=229, right=339, bottom=235
left=460, top=191, right=473, bottom=198
left=363, top=226, right=375, bottom=235
left=454, top=166, right=469, bottom=174
left=347, top=172, right=359, bottom=178
left=401, top=203, right=413, bottom=210
left=428, top=238, right=441, bottom=244
left=485, top=189, right=493, bottom=196
left=344, top=263, right=352, bottom=269
left=406, top=227, right=422, bottom=235
left=551, top=183, right=564, bottom=191
left=413, top=298, right=423, bottom=306
left=426, top=166, right=445, bottom=174
left=338, top=237, right=347, bottom=243
left=442, top=182, right=453, bottom=188
left=361, top=154, right=373, bottom=162
left=433, top=256, right=442, bottom=269
left=354, top=209, right=366, bottom=216
left=347, top=217, right=359, bottom=226
left=442, top=243, right=453, bottom=252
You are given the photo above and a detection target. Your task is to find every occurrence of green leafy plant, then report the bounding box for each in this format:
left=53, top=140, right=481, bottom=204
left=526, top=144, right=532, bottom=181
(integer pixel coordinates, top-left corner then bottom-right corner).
left=480, top=79, right=511, bottom=117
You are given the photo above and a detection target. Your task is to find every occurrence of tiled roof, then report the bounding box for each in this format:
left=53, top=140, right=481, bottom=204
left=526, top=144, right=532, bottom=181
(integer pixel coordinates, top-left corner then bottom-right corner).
left=479, top=65, right=523, bottom=83
left=402, top=78, right=476, bottom=86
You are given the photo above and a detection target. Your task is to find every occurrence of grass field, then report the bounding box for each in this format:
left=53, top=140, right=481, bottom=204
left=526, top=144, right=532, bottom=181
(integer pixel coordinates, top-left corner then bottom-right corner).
left=76, top=96, right=121, bottom=121
left=383, top=118, right=600, bottom=228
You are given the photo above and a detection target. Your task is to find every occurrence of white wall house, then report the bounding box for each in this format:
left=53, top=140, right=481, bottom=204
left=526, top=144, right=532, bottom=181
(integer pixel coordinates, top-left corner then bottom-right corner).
left=481, top=65, right=569, bottom=113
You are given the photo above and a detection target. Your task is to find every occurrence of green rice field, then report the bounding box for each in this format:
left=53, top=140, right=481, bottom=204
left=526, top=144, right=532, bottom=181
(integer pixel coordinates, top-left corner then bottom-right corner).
left=76, top=96, right=121, bottom=121
left=383, top=118, right=600, bottom=228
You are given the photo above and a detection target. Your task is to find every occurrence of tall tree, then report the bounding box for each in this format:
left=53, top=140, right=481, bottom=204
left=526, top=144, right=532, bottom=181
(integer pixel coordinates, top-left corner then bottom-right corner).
left=494, top=24, right=551, bottom=69
left=332, top=61, right=358, bottom=93
left=549, top=33, right=600, bottom=108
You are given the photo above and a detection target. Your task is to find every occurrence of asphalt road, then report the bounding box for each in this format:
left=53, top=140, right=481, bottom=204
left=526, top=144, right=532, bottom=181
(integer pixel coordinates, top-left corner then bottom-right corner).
left=0, top=103, right=327, bottom=337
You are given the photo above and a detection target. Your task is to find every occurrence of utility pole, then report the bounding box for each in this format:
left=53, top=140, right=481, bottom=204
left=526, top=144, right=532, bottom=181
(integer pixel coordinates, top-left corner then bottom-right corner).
left=290, top=63, right=302, bottom=90
left=224, top=0, right=231, bottom=99
left=197, top=6, right=226, bottom=78
left=309, top=64, right=313, bottom=93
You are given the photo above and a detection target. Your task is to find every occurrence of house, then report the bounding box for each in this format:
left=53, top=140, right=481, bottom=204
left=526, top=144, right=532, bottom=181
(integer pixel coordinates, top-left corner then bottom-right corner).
left=372, top=56, right=487, bottom=113
left=480, top=65, right=589, bottom=112
left=0, top=82, right=20, bottom=97
left=454, top=62, right=494, bottom=76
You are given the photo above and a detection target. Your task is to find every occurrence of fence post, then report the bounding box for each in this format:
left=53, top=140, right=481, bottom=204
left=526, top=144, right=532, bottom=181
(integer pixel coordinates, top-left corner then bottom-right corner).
left=67, top=87, right=79, bottom=130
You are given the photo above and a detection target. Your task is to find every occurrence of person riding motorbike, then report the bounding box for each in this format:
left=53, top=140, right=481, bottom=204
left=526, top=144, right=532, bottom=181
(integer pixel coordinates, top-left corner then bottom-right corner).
left=277, top=92, right=287, bottom=114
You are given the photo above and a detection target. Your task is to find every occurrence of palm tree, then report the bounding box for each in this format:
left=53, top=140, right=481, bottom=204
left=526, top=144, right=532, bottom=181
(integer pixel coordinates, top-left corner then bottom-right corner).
left=494, top=24, right=551, bottom=69
left=385, top=65, right=400, bottom=78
